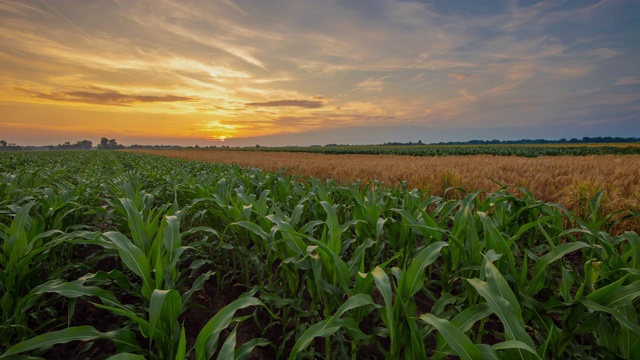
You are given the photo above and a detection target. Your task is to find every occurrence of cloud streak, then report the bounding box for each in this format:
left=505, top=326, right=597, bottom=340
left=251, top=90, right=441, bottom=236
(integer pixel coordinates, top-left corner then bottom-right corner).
left=17, top=88, right=194, bottom=106
left=246, top=99, right=325, bottom=109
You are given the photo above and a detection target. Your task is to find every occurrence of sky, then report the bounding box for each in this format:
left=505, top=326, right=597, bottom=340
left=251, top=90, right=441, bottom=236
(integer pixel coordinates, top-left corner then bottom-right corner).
left=1, top=0, right=639, bottom=147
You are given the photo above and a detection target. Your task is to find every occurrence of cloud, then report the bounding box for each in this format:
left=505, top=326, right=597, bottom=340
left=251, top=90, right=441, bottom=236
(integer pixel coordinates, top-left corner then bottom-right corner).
left=355, top=77, right=387, bottom=92
left=589, top=48, right=619, bottom=60
left=273, top=116, right=324, bottom=129
left=246, top=99, right=325, bottom=109
left=459, top=89, right=478, bottom=102
left=543, top=65, right=594, bottom=78
left=0, top=0, right=47, bottom=16
left=120, top=2, right=266, bottom=68
left=17, top=87, right=194, bottom=106
left=447, top=73, right=469, bottom=81
left=614, top=76, right=640, bottom=86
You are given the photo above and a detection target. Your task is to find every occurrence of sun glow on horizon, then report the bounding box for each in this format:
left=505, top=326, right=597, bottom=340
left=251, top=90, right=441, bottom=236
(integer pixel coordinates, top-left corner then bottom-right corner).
left=201, top=119, right=240, bottom=141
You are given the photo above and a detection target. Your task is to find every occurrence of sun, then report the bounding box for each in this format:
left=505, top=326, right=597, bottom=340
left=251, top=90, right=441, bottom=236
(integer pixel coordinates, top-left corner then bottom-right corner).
left=201, top=120, right=238, bottom=142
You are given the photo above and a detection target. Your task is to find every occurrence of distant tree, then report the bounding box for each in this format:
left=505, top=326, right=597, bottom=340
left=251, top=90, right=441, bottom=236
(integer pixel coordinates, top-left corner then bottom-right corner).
left=0, top=140, right=22, bottom=151
left=97, top=137, right=123, bottom=150
left=49, top=139, right=93, bottom=151
left=76, top=140, right=93, bottom=150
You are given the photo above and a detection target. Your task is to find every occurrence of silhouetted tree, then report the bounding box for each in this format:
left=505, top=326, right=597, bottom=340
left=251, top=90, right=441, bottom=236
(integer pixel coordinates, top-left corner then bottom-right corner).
left=0, top=140, right=22, bottom=151
left=49, top=139, right=93, bottom=150
left=76, top=140, right=93, bottom=150
left=97, top=137, right=123, bottom=150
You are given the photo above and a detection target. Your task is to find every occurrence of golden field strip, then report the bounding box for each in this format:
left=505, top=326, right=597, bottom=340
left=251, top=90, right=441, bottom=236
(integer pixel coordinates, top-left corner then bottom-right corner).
left=131, top=149, right=640, bottom=216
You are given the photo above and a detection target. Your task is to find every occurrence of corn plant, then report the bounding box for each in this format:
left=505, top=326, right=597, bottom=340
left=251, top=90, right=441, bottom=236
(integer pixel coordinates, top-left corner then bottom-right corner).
left=371, top=241, right=448, bottom=358
left=0, top=202, right=64, bottom=346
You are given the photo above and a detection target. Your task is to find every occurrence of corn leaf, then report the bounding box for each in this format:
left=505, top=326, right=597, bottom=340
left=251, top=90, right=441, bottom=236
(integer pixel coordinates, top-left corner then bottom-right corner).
left=528, top=242, right=590, bottom=295
left=102, top=231, right=155, bottom=299
left=402, top=241, right=448, bottom=297
left=0, top=326, right=139, bottom=359
left=216, top=325, right=237, bottom=360
left=234, top=338, right=271, bottom=360
left=195, top=296, right=263, bottom=360
left=467, top=277, right=535, bottom=359
left=288, top=294, right=375, bottom=359
left=420, top=313, right=483, bottom=360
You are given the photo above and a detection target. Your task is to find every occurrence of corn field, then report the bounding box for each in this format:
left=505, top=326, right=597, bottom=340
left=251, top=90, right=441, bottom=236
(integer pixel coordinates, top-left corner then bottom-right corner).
left=1, top=151, right=639, bottom=359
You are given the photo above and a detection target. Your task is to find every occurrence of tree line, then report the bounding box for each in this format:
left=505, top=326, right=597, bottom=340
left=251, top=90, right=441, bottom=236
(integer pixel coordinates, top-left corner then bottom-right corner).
left=430, top=136, right=640, bottom=146
left=0, top=138, right=124, bottom=151
left=49, top=140, right=93, bottom=150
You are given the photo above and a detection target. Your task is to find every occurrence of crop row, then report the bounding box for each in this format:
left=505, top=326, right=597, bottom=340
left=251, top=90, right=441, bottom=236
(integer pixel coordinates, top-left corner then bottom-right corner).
left=241, top=145, right=640, bottom=157
left=1, top=151, right=639, bottom=359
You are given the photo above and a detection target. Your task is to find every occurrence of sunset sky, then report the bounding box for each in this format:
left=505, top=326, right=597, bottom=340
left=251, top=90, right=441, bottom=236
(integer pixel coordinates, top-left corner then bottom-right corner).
left=1, top=0, right=639, bottom=146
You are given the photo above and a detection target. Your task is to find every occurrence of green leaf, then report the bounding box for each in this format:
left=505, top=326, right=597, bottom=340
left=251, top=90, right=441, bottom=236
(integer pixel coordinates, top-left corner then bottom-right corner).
left=216, top=325, right=237, bottom=360
left=120, top=198, right=150, bottom=254
left=308, top=239, right=351, bottom=291
left=484, top=258, right=522, bottom=323
left=33, top=280, right=129, bottom=313
left=102, top=231, right=155, bottom=299
left=467, top=277, right=535, bottom=359
left=420, top=313, right=483, bottom=360
left=597, top=315, right=617, bottom=352
left=91, top=302, right=150, bottom=337
left=581, top=299, right=640, bottom=336
left=288, top=294, right=376, bottom=359
left=0, top=326, right=139, bottom=359
left=176, top=325, right=187, bottom=360
left=233, top=221, right=269, bottom=241
left=320, top=201, right=342, bottom=254
left=560, top=267, right=574, bottom=303
left=234, top=338, right=271, bottom=360
left=6, top=202, right=34, bottom=272
left=587, top=278, right=640, bottom=307
left=105, top=354, right=147, bottom=360
left=451, top=303, right=493, bottom=332
left=491, top=340, right=541, bottom=359
left=148, top=289, right=182, bottom=345
left=528, top=242, right=590, bottom=295
left=371, top=266, right=395, bottom=345
left=163, top=215, right=181, bottom=252
left=402, top=241, right=448, bottom=297
left=195, top=297, right=263, bottom=360
left=434, top=304, right=492, bottom=357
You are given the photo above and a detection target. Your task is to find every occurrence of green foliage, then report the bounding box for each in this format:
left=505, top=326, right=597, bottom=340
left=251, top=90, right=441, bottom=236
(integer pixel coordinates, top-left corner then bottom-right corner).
left=0, top=150, right=638, bottom=359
